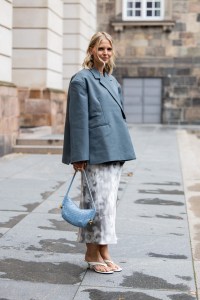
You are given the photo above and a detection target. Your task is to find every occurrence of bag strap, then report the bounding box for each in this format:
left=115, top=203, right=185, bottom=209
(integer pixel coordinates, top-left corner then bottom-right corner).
left=82, top=170, right=95, bottom=209
left=66, top=171, right=77, bottom=196
left=66, top=170, right=95, bottom=209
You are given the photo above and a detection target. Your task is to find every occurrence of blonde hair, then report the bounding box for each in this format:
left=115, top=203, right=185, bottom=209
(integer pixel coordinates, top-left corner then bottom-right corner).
left=82, top=32, right=116, bottom=74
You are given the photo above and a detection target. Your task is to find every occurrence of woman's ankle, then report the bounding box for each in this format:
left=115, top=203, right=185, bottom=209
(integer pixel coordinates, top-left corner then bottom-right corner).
left=85, top=253, right=104, bottom=262
left=85, top=244, right=103, bottom=262
left=99, top=244, right=111, bottom=261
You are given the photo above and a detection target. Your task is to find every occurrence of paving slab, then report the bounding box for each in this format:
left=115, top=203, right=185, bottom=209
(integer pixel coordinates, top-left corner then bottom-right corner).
left=0, top=213, right=80, bottom=251
left=0, top=227, right=10, bottom=237
left=116, top=215, right=189, bottom=236
left=0, top=153, right=46, bottom=178
left=109, top=234, right=192, bottom=260
left=74, top=286, right=196, bottom=300
left=0, top=281, right=78, bottom=300
left=0, top=178, right=64, bottom=212
left=11, top=155, right=67, bottom=180
left=0, top=254, right=86, bottom=285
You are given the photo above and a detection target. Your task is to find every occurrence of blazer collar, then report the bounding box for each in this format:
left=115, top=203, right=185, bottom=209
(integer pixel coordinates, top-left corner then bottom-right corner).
left=89, top=67, right=101, bottom=79
left=89, top=68, right=123, bottom=111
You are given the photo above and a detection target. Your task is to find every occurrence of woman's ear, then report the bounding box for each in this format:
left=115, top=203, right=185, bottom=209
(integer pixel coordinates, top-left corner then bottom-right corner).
left=89, top=47, right=94, bottom=55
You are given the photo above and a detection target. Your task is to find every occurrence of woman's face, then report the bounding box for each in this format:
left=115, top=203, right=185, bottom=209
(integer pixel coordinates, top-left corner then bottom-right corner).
left=91, top=39, right=113, bottom=67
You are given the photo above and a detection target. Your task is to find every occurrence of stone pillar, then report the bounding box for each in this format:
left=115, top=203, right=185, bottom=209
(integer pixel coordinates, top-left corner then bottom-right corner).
left=13, top=0, right=63, bottom=89
left=12, top=0, right=66, bottom=132
left=0, top=0, right=12, bottom=82
left=0, top=0, right=19, bottom=156
left=63, top=0, right=97, bottom=89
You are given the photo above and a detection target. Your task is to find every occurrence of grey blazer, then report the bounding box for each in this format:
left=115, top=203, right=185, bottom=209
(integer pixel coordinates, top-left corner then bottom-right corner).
left=62, top=68, right=136, bottom=165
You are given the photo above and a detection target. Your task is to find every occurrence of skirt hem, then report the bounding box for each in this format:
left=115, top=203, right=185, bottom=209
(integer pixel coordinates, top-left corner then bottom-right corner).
left=77, top=240, right=118, bottom=245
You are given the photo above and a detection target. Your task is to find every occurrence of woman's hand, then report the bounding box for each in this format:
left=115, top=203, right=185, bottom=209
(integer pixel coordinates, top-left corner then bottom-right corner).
left=73, top=161, right=87, bottom=171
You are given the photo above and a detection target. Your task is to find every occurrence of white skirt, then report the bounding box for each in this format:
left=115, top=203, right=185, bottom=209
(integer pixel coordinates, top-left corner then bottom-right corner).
left=77, top=162, right=122, bottom=244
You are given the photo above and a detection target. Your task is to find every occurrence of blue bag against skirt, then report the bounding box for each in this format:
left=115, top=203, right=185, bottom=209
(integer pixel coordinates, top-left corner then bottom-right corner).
left=61, top=170, right=96, bottom=228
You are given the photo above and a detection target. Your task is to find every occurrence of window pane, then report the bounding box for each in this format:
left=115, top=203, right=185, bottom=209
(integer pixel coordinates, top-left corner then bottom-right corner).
left=155, top=2, right=161, bottom=8
left=124, top=0, right=163, bottom=19
left=127, top=1, right=133, bottom=8
left=135, top=2, right=141, bottom=8
left=147, top=2, right=152, bottom=8
left=155, top=10, right=160, bottom=16
left=135, top=10, right=141, bottom=16
left=127, top=10, right=133, bottom=16
left=147, top=10, right=152, bottom=16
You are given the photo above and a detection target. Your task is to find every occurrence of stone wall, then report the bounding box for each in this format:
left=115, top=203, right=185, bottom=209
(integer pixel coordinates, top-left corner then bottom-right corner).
left=18, top=88, right=66, bottom=134
left=97, top=0, right=200, bottom=124
left=0, top=83, right=19, bottom=156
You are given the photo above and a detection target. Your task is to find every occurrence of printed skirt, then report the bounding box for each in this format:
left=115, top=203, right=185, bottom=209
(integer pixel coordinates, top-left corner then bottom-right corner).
left=77, top=162, right=122, bottom=244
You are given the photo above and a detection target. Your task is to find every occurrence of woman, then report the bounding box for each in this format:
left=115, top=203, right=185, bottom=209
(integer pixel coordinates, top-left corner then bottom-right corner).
left=62, top=32, right=136, bottom=274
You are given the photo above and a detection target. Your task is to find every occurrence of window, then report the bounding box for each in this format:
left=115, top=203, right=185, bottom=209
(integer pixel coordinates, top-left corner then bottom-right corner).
left=123, top=0, right=164, bottom=21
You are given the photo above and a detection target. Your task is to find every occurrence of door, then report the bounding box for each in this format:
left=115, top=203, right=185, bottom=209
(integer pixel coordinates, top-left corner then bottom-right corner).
left=123, top=78, right=162, bottom=123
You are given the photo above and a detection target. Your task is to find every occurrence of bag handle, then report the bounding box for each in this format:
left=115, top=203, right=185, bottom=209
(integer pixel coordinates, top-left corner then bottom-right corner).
left=66, top=171, right=76, bottom=196
left=66, top=170, right=95, bottom=209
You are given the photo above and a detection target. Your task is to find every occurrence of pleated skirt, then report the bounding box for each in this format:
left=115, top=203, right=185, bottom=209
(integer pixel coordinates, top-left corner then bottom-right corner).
left=77, top=162, right=122, bottom=244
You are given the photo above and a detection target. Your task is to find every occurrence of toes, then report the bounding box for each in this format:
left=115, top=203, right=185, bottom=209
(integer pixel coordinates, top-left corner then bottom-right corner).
left=94, top=265, right=111, bottom=273
left=107, top=262, right=119, bottom=271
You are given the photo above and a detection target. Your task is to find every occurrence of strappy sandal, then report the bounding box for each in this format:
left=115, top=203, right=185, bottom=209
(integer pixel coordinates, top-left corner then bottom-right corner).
left=86, top=261, right=114, bottom=274
left=104, top=260, right=122, bottom=272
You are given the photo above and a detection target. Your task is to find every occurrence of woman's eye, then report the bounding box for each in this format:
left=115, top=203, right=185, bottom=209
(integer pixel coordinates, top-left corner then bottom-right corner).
left=98, top=48, right=112, bottom=51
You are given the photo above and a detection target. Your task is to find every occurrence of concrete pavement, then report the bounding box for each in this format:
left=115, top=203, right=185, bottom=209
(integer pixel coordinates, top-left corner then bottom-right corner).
left=0, top=125, right=199, bottom=300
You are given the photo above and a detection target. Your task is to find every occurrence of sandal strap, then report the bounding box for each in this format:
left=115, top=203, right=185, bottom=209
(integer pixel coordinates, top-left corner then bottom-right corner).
left=104, top=260, right=122, bottom=272
left=87, top=261, right=107, bottom=267
left=104, top=260, right=114, bottom=264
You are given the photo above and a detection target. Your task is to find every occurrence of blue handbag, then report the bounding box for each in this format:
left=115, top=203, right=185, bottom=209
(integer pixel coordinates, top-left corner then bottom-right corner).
left=61, top=170, right=96, bottom=228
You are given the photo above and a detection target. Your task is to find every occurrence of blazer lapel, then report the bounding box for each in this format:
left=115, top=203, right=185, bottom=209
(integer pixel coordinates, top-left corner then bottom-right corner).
left=89, top=68, right=123, bottom=111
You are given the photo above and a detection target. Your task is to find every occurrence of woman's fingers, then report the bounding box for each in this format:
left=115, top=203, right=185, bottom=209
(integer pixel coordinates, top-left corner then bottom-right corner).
left=73, top=161, right=87, bottom=171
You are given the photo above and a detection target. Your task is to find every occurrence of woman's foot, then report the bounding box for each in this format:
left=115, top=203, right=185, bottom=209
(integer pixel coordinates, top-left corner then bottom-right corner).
left=104, top=260, right=122, bottom=272
left=99, top=244, right=122, bottom=272
left=85, top=244, right=113, bottom=273
left=86, top=261, right=114, bottom=274
left=85, top=256, right=113, bottom=273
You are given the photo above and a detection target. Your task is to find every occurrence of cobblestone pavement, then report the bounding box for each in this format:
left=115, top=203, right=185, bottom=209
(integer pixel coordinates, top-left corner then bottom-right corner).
left=0, top=125, right=199, bottom=300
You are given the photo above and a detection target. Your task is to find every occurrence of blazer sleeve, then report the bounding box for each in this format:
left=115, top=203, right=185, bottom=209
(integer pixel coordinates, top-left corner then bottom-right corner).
left=68, top=79, right=89, bottom=163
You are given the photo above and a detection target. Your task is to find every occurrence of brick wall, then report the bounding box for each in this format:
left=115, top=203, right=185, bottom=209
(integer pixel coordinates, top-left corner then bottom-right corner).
left=0, top=83, right=19, bottom=156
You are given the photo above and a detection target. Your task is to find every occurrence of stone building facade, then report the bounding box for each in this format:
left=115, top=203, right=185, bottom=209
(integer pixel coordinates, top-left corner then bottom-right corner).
left=0, top=0, right=96, bottom=156
left=97, top=0, right=200, bottom=124
left=0, top=0, right=18, bottom=156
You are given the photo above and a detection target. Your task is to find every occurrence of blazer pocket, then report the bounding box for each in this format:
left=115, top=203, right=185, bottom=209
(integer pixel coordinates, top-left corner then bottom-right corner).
left=89, top=115, right=108, bottom=129
left=89, top=97, right=108, bottom=128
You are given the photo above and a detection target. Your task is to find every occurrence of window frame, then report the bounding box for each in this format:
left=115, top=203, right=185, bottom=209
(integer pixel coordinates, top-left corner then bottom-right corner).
left=122, top=0, right=164, bottom=21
